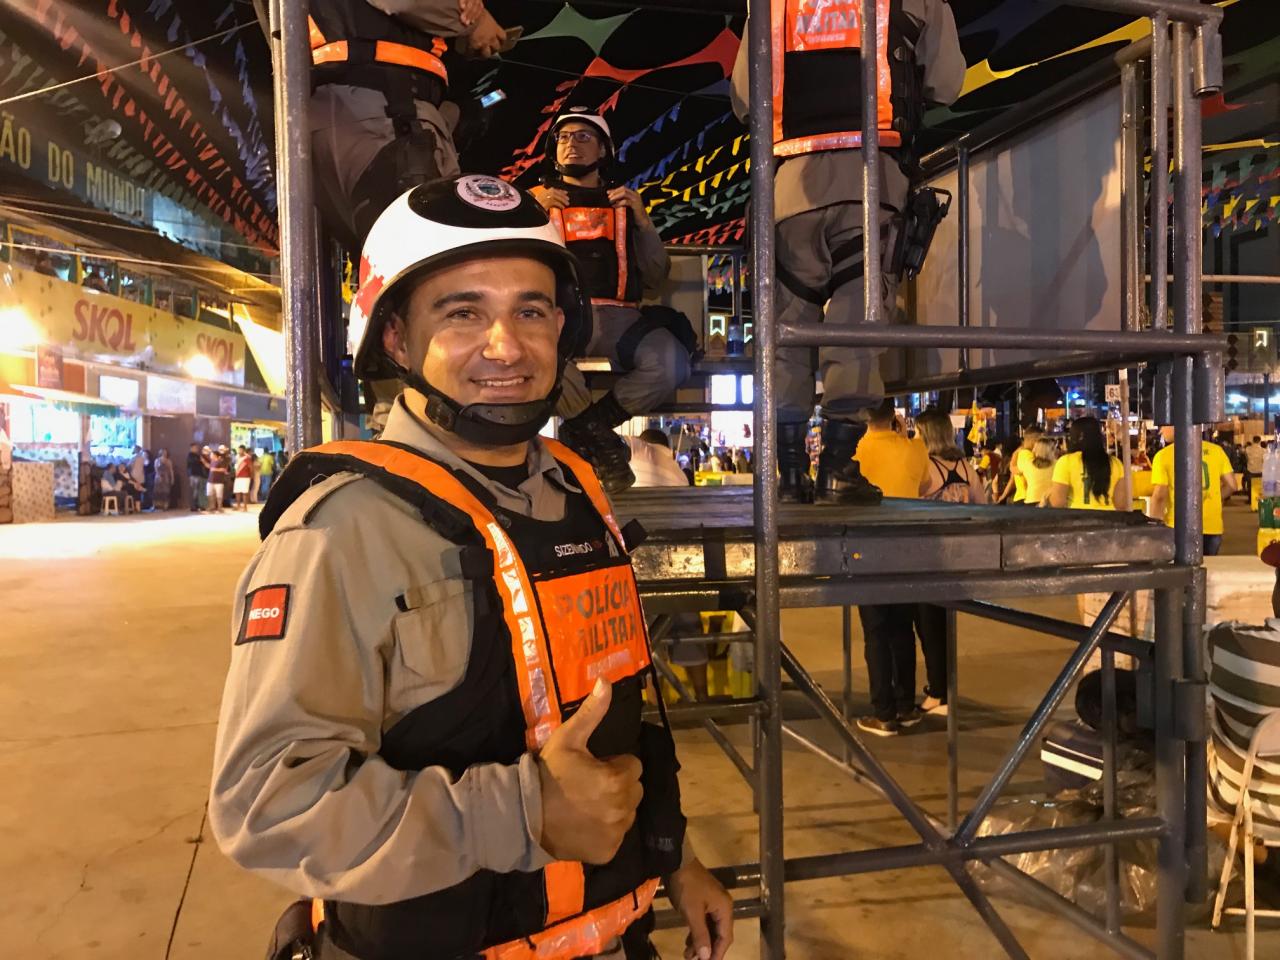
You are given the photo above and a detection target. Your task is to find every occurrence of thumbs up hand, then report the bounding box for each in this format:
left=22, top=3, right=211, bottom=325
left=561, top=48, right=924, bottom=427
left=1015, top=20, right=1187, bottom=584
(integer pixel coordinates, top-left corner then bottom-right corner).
left=535, top=678, right=643, bottom=864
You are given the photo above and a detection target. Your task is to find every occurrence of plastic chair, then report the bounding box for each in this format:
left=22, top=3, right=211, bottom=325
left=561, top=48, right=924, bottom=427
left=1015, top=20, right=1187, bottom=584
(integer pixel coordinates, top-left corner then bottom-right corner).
left=124, top=495, right=137, bottom=514
left=101, top=493, right=120, bottom=516
left=1212, top=710, right=1280, bottom=957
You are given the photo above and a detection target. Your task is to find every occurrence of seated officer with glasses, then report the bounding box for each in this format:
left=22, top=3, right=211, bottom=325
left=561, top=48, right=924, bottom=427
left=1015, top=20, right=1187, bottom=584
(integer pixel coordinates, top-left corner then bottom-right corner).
left=532, top=108, right=696, bottom=493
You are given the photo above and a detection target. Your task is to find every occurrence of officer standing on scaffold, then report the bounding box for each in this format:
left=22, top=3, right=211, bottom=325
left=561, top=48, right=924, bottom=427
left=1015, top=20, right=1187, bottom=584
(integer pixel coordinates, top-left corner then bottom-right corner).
left=731, top=0, right=965, bottom=502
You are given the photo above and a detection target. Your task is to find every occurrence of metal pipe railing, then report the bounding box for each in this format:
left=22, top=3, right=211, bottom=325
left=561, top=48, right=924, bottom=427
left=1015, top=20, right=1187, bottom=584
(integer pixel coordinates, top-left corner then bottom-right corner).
left=1119, top=57, right=1143, bottom=490
left=1121, top=62, right=1144, bottom=334
left=956, top=140, right=970, bottom=372
left=778, top=323, right=1222, bottom=353
left=1193, top=20, right=1224, bottom=96
left=1172, top=17, right=1211, bottom=906
left=269, top=0, right=321, bottom=451
left=744, top=2, right=783, bottom=956
left=886, top=350, right=1156, bottom=396
left=665, top=244, right=744, bottom=257
left=860, top=0, right=883, bottom=333
left=1153, top=274, right=1280, bottom=286
left=1071, top=0, right=1223, bottom=25
left=948, top=600, right=1151, bottom=662
left=1154, top=582, right=1188, bottom=957
left=1150, top=12, right=1170, bottom=331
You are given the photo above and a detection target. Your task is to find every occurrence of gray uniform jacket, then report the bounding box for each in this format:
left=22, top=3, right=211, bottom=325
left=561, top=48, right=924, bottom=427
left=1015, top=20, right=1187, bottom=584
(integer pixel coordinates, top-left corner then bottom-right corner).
left=627, top=214, right=671, bottom=295
left=729, top=0, right=966, bottom=221
left=209, top=398, right=614, bottom=905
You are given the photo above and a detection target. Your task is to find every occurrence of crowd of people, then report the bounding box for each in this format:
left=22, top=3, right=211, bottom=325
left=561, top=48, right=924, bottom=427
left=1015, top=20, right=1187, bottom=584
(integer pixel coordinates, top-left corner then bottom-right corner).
left=620, top=407, right=1161, bottom=735
left=838, top=405, right=1250, bottom=736
left=95, top=442, right=282, bottom=516
left=184, top=443, right=282, bottom=514
left=97, top=445, right=167, bottom=513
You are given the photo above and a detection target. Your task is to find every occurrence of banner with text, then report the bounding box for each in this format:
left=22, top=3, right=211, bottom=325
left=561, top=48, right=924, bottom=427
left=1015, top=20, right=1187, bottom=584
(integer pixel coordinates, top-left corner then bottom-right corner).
left=0, top=263, right=245, bottom=386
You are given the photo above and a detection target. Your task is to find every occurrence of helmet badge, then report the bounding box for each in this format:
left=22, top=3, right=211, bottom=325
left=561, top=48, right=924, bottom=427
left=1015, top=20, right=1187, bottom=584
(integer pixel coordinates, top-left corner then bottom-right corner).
left=455, top=175, right=522, bottom=212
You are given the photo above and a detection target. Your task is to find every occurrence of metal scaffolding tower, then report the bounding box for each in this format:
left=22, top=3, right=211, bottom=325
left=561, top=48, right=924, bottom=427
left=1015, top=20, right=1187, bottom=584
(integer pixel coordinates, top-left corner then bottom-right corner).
left=626, top=0, right=1224, bottom=956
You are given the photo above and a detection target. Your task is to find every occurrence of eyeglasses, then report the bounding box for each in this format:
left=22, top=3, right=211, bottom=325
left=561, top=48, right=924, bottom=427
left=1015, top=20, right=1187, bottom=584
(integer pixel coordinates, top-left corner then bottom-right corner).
left=554, top=131, right=598, bottom=145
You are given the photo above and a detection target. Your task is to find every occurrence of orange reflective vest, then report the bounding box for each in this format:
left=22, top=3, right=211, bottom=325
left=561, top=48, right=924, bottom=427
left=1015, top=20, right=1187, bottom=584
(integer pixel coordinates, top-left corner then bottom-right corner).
left=262, top=437, right=681, bottom=960
left=548, top=189, right=642, bottom=309
left=770, top=0, right=921, bottom=158
left=308, top=2, right=448, bottom=87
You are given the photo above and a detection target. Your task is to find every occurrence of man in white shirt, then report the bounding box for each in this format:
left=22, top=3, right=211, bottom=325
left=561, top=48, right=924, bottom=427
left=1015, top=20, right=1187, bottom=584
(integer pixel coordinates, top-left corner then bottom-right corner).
left=627, top=430, right=690, bottom=489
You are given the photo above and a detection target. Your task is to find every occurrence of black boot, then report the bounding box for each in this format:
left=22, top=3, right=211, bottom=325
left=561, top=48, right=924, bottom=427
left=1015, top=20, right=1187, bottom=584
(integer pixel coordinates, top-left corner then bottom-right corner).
left=558, top=393, right=636, bottom=494
left=778, top=421, right=813, bottom=503
left=816, top=418, right=883, bottom=504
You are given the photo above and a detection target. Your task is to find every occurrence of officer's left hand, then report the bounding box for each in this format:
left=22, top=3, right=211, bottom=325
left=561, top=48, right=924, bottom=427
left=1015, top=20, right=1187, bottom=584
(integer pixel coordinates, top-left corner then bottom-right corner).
left=608, top=186, right=650, bottom=225
left=531, top=185, right=570, bottom=211
left=459, top=0, right=483, bottom=27
left=463, top=9, right=505, bottom=58
left=666, top=858, right=734, bottom=960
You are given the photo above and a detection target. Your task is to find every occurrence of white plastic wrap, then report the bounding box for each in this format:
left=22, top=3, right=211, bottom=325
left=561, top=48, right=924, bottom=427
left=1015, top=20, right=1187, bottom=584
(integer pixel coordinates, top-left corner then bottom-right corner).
left=975, top=761, right=1224, bottom=919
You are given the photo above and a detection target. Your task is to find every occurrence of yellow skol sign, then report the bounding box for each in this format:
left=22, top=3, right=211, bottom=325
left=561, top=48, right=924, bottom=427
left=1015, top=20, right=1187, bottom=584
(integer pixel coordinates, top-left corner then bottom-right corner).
left=0, top=262, right=245, bottom=385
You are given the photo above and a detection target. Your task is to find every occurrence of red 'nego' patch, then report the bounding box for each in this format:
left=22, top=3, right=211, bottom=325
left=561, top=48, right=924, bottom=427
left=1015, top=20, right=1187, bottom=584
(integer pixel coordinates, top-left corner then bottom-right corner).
left=237, top=584, right=291, bottom=645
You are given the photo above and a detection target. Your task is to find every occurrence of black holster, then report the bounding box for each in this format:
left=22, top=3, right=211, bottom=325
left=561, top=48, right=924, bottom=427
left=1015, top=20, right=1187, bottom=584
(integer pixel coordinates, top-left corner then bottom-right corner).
left=889, top=186, right=951, bottom=281
left=265, top=899, right=316, bottom=960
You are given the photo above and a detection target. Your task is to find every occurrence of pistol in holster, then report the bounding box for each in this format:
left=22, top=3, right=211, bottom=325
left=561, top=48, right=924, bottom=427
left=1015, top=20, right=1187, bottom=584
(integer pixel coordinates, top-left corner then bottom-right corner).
left=889, top=186, right=952, bottom=282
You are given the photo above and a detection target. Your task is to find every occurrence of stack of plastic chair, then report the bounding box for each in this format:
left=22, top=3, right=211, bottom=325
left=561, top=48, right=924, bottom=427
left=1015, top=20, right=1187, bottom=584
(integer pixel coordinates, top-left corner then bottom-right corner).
left=1212, top=710, right=1280, bottom=957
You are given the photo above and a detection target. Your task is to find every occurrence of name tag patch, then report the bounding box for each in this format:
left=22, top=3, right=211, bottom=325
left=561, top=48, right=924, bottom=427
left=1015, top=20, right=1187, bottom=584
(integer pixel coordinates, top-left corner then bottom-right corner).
left=534, top=565, right=650, bottom=704
left=237, top=584, right=292, bottom=644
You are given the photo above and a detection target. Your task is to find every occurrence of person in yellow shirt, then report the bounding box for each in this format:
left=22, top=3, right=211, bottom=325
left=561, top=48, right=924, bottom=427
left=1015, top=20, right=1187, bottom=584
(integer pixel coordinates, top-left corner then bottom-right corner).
left=1049, top=416, right=1130, bottom=512
left=1022, top=436, right=1060, bottom=507
left=851, top=401, right=944, bottom=733
left=854, top=401, right=928, bottom=499
left=997, top=425, right=1044, bottom=504
left=1148, top=426, right=1238, bottom=556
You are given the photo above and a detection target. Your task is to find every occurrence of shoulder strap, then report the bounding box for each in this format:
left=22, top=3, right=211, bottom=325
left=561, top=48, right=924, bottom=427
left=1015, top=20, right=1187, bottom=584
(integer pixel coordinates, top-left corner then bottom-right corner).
left=613, top=205, right=630, bottom=301
left=289, top=439, right=567, bottom=749
left=259, top=441, right=478, bottom=545
left=928, top=456, right=962, bottom=485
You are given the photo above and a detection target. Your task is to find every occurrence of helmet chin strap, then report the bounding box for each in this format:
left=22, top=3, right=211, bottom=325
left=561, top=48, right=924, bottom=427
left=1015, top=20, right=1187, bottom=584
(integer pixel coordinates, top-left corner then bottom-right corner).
left=555, top=159, right=601, bottom=179
left=391, top=360, right=564, bottom=447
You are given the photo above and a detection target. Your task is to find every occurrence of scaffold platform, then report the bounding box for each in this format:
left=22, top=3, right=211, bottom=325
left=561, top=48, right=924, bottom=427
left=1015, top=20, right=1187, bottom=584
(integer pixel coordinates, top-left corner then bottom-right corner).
left=617, top=487, right=1182, bottom=608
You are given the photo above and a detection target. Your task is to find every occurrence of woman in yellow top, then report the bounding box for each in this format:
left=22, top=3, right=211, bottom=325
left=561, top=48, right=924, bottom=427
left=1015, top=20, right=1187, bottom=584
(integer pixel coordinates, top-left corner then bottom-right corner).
left=1049, top=416, right=1130, bottom=511
left=1023, top=436, right=1059, bottom=506
left=996, top=425, right=1044, bottom=503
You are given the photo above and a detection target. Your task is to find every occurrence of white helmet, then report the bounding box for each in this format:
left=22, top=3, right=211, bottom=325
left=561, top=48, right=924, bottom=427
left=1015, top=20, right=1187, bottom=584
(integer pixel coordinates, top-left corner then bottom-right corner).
left=546, top=106, right=615, bottom=181
left=348, top=174, right=591, bottom=445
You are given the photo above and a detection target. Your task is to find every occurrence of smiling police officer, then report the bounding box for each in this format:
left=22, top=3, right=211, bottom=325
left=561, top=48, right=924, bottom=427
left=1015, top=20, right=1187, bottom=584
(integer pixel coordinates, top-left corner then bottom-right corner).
left=209, top=175, right=731, bottom=960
